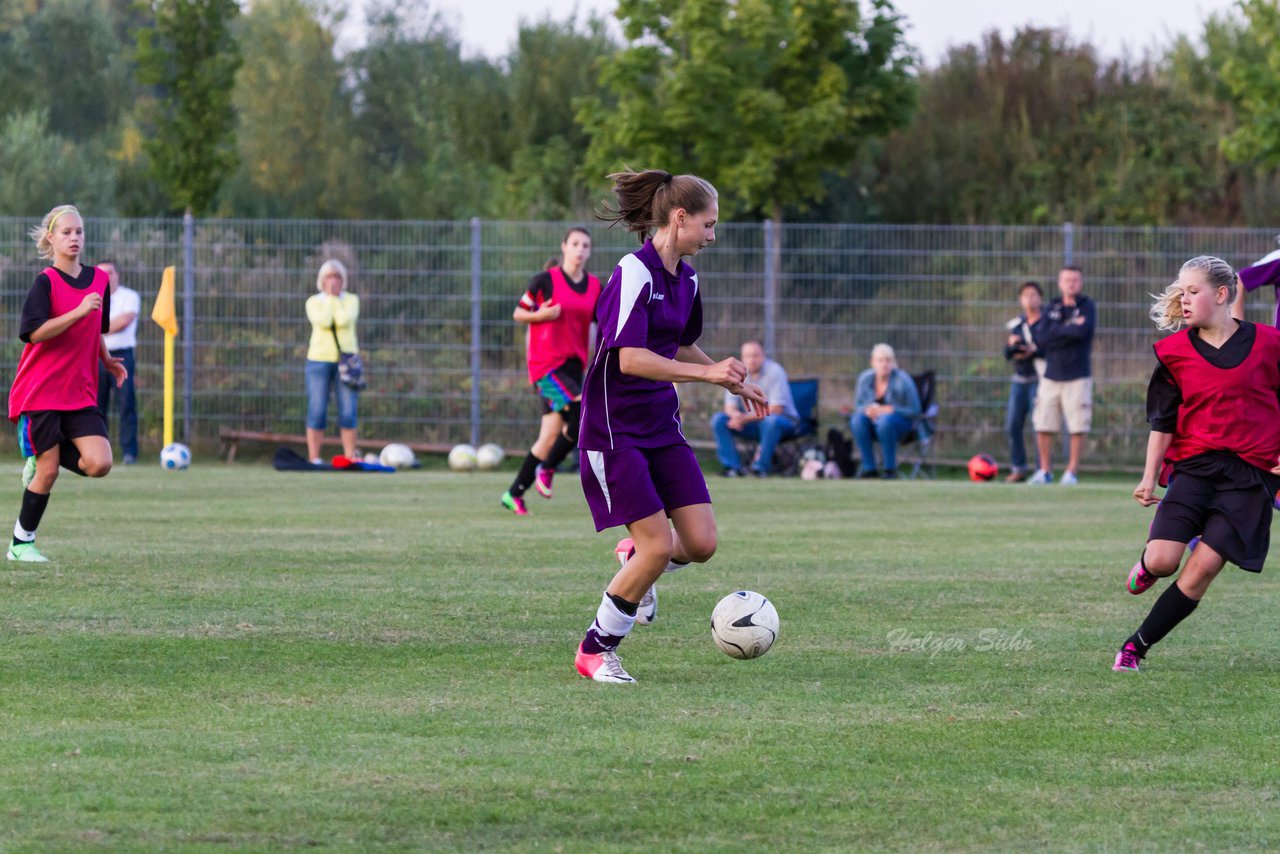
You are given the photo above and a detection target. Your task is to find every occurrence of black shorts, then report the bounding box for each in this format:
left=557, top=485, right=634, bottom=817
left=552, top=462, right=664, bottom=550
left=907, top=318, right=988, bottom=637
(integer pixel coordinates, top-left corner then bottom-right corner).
left=17, top=408, right=108, bottom=457
left=534, top=359, right=584, bottom=415
left=1150, top=471, right=1275, bottom=572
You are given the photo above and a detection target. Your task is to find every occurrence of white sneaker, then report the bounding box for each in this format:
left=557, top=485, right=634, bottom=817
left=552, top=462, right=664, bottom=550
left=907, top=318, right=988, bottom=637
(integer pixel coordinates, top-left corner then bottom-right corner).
left=637, top=586, right=657, bottom=626
left=1061, top=471, right=1079, bottom=485
left=7, top=541, right=48, bottom=562
left=575, top=644, right=637, bottom=683
left=1027, top=469, right=1053, bottom=485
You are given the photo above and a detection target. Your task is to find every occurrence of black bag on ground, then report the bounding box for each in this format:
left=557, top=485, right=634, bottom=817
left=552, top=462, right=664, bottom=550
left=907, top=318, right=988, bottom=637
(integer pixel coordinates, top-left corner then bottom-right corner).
left=825, top=428, right=857, bottom=478
left=273, top=446, right=329, bottom=471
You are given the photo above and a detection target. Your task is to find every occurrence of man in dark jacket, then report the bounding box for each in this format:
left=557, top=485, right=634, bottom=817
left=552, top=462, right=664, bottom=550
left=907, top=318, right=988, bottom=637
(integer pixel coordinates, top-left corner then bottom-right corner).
left=1028, top=266, right=1095, bottom=485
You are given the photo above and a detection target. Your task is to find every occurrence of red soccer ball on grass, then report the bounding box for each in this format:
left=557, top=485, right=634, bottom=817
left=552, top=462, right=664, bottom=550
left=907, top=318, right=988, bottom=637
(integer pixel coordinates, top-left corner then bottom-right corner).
left=967, top=453, right=998, bottom=482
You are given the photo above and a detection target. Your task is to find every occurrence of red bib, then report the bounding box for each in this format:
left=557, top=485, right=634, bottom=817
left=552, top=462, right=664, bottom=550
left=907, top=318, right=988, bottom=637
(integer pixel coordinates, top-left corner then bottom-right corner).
left=8, top=267, right=107, bottom=421
left=1154, top=324, right=1280, bottom=474
left=526, top=268, right=601, bottom=384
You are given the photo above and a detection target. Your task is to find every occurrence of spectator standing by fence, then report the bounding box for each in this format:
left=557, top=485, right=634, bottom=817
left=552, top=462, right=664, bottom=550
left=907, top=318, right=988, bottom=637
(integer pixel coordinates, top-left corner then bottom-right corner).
left=1029, top=266, right=1095, bottom=485
left=95, top=260, right=140, bottom=465
left=304, top=259, right=359, bottom=463
left=1003, top=281, right=1044, bottom=482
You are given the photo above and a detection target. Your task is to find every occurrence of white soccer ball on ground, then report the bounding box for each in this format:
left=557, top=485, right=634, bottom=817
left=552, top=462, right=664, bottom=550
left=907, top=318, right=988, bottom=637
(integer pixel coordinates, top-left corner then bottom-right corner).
left=379, top=442, right=417, bottom=469
left=160, top=442, right=191, bottom=471
left=475, top=443, right=505, bottom=471
left=711, top=590, right=779, bottom=660
left=447, top=443, right=478, bottom=472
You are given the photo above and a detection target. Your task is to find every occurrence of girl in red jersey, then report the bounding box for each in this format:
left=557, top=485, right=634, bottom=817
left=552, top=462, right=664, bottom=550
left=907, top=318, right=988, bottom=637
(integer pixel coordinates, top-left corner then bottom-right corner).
left=8, top=205, right=127, bottom=562
left=1114, top=255, right=1280, bottom=672
left=501, top=227, right=602, bottom=515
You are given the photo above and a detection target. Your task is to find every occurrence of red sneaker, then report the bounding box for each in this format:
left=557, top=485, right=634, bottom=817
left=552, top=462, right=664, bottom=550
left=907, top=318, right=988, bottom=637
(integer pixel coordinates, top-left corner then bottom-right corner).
left=575, top=643, right=636, bottom=683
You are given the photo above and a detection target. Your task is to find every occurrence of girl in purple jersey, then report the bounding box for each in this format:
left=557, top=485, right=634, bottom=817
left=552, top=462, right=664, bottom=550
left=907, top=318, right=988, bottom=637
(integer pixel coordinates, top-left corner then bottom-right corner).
left=573, top=170, right=769, bottom=684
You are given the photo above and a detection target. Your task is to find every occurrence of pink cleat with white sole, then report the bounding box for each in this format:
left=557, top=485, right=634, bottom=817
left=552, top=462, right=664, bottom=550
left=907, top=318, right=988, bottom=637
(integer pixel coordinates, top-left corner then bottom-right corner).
left=1113, top=642, right=1142, bottom=672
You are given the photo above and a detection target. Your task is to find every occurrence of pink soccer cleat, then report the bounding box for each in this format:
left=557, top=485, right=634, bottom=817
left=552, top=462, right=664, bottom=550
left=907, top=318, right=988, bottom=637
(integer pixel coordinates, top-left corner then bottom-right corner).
left=1113, top=642, right=1142, bottom=672
left=615, top=537, right=635, bottom=567
left=534, top=465, right=554, bottom=499
left=1127, top=560, right=1157, bottom=595
left=575, top=643, right=636, bottom=683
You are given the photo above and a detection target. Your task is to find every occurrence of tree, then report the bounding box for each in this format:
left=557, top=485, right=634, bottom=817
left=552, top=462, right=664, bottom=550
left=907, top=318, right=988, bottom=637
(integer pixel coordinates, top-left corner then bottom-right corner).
left=0, top=110, right=116, bottom=215
left=1221, top=0, right=1280, bottom=168
left=502, top=14, right=616, bottom=218
left=134, top=0, right=242, bottom=215
left=0, top=0, right=132, bottom=141
left=578, top=0, right=916, bottom=223
left=224, top=0, right=361, bottom=217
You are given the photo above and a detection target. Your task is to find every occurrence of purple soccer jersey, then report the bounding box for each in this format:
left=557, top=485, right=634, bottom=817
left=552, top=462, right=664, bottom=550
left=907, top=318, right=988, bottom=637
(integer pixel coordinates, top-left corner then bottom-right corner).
left=578, top=240, right=704, bottom=451
left=1239, top=249, right=1280, bottom=327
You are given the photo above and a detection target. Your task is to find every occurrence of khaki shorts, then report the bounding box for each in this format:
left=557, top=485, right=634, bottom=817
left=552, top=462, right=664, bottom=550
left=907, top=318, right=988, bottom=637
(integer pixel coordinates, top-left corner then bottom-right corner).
left=1033, top=377, right=1092, bottom=434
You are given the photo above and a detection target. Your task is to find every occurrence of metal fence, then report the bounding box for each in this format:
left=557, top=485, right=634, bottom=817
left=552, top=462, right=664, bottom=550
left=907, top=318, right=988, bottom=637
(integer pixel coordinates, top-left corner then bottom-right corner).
left=1, top=217, right=1276, bottom=467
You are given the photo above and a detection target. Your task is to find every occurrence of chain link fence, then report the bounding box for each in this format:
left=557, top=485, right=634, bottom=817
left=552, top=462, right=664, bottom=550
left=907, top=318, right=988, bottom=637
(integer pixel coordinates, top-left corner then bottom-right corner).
left=1, top=217, right=1276, bottom=468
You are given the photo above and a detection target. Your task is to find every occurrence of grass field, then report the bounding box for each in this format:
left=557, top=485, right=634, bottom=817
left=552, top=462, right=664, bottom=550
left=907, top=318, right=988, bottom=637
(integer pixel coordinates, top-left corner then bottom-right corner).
left=3, top=463, right=1279, bottom=851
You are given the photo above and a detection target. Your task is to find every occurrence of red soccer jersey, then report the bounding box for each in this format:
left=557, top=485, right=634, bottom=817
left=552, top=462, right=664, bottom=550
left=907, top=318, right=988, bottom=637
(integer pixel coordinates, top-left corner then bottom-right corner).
left=525, top=267, right=601, bottom=384
left=8, top=266, right=107, bottom=421
left=1154, top=323, right=1280, bottom=473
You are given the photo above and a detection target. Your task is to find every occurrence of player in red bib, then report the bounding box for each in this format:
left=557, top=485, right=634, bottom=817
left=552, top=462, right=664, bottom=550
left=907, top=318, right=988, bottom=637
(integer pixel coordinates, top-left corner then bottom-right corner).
left=1114, top=256, right=1280, bottom=672
left=7, top=205, right=127, bottom=562
left=501, top=227, right=602, bottom=515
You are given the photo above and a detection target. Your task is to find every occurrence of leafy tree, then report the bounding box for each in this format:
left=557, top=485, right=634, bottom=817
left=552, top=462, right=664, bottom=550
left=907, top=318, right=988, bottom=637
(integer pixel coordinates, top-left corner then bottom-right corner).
left=0, top=110, right=116, bottom=215
left=1221, top=0, right=1280, bottom=167
left=134, top=0, right=242, bottom=215
left=502, top=14, right=616, bottom=218
left=578, top=0, right=916, bottom=223
left=348, top=0, right=508, bottom=218
left=223, top=0, right=362, bottom=217
left=0, top=0, right=132, bottom=141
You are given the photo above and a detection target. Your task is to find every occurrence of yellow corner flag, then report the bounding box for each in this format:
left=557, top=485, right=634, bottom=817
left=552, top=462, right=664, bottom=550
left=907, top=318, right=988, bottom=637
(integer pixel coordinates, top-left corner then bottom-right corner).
left=151, top=265, right=179, bottom=336
left=152, top=266, right=178, bottom=446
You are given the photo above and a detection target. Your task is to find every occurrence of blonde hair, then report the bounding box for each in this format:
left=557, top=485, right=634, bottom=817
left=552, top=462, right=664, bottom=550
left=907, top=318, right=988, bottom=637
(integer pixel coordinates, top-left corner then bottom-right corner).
left=871, top=342, right=897, bottom=368
left=316, top=259, right=348, bottom=292
left=29, top=204, right=82, bottom=260
left=1149, top=255, right=1237, bottom=332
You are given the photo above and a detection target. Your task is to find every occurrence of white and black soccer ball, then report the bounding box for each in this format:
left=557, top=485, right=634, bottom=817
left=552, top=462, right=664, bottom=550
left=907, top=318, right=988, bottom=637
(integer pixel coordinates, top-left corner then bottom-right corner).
left=447, top=443, right=478, bottom=472
left=475, top=443, right=505, bottom=471
left=379, top=442, right=416, bottom=469
left=160, top=442, right=191, bottom=470
left=710, top=590, right=779, bottom=660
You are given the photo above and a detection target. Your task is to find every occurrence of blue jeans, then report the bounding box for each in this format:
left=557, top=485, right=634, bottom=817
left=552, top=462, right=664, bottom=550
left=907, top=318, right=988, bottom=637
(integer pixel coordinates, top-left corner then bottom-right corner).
left=711, top=412, right=800, bottom=472
left=851, top=411, right=912, bottom=474
left=1005, top=379, right=1037, bottom=472
left=305, top=360, right=358, bottom=430
left=97, top=347, right=138, bottom=458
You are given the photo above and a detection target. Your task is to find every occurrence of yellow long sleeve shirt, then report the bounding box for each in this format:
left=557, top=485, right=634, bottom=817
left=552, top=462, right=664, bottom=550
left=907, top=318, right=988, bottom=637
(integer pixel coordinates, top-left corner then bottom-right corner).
left=306, top=292, right=359, bottom=363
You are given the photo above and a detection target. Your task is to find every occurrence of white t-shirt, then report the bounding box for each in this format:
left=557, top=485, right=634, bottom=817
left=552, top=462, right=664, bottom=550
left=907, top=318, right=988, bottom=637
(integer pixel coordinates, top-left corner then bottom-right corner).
left=103, top=285, right=141, bottom=350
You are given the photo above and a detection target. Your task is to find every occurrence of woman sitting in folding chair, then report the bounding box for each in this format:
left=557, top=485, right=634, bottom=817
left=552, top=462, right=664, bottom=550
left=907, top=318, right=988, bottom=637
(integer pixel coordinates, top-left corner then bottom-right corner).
left=848, top=343, right=921, bottom=479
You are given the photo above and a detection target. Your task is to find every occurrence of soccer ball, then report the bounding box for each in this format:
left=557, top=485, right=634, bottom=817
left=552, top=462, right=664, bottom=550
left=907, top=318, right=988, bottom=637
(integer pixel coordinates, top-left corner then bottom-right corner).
left=379, top=442, right=417, bottom=469
left=160, top=442, right=191, bottom=470
left=447, top=443, right=478, bottom=472
left=968, top=453, right=998, bottom=482
left=475, top=443, right=505, bottom=470
left=710, top=590, right=779, bottom=660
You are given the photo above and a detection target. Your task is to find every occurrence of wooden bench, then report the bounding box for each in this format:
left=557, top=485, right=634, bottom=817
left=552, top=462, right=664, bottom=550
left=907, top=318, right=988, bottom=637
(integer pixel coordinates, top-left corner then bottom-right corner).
left=219, top=427, right=458, bottom=463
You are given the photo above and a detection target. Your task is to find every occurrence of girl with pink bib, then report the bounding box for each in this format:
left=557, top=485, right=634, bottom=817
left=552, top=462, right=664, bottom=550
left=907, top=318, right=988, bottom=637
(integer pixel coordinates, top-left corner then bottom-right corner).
left=8, top=205, right=127, bottom=562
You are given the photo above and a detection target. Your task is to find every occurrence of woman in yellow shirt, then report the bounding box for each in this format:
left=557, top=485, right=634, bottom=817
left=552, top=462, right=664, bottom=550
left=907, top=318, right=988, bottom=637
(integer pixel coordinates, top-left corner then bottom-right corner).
left=305, top=259, right=359, bottom=462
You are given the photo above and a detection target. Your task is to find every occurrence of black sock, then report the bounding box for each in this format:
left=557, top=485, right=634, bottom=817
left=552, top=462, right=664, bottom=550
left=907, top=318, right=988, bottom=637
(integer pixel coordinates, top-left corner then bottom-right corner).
left=542, top=433, right=575, bottom=470
left=607, top=592, right=638, bottom=617
left=1128, top=582, right=1199, bottom=656
left=15, top=489, right=50, bottom=544
left=59, top=439, right=86, bottom=476
left=508, top=452, right=541, bottom=498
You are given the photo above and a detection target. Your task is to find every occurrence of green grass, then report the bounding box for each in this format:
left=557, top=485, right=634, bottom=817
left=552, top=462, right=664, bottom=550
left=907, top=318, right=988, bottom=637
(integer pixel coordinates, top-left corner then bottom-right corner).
left=3, top=464, right=1279, bottom=851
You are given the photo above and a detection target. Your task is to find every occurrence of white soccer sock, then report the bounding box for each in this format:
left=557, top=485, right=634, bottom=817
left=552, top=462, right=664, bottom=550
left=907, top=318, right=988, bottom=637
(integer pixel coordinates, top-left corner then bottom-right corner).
left=13, top=520, right=35, bottom=542
left=592, top=592, right=637, bottom=639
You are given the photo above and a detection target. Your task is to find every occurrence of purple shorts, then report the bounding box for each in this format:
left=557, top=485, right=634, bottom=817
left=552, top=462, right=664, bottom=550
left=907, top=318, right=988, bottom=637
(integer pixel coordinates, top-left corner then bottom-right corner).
left=580, top=443, right=711, bottom=532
